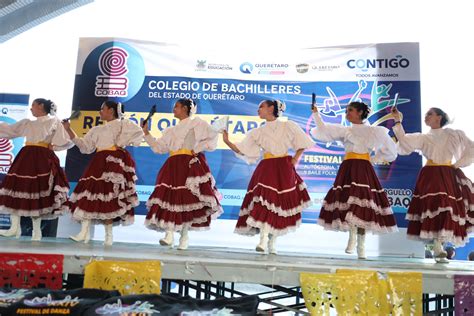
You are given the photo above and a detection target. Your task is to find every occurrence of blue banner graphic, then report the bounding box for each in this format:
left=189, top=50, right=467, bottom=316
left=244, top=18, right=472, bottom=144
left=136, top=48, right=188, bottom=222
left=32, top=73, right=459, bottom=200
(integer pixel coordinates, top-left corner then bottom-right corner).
left=0, top=93, right=29, bottom=228
left=67, top=39, right=422, bottom=227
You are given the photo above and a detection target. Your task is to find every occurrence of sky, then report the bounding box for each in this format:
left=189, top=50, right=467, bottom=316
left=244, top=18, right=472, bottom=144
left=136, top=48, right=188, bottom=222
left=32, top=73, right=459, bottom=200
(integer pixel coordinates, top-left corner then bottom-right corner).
left=1, top=0, right=473, bottom=175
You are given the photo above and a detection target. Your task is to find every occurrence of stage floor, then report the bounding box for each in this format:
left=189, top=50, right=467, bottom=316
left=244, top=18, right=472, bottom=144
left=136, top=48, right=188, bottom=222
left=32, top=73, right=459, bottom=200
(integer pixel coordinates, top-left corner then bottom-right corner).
left=1, top=237, right=473, bottom=295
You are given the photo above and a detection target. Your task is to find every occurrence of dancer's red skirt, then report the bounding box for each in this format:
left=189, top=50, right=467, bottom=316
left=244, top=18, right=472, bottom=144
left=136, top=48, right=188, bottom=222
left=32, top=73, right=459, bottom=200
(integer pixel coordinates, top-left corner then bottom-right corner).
left=455, top=168, right=474, bottom=234
left=406, top=165, right=471, bottom=246
left=318, top=159, right=398, bottom=234
left=0, top=145, right=69, bottom=219
left=235, top=156, right=312, bottom=236
left=145, top=153, right=222, bottom=232
left=68, top=149, right=137, bottom=225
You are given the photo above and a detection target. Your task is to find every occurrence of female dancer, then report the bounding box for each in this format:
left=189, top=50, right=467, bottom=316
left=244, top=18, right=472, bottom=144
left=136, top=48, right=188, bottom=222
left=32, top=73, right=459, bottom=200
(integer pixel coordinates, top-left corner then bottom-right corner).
left=311, top=101, right=398, bottom=259
left=223, top=99, right=313, bottom=254
left=143, top=98, right=222, bottom=250
left=392, top=107, right=474, bottom=262
left=62, top=101, right=143, bottom=246
left=0, top=98, right=72, bottom=241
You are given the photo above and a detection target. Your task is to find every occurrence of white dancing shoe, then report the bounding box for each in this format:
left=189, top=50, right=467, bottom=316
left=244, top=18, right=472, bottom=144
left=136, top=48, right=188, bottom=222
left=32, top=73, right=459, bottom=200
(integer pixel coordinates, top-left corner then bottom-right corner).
left=104, top=224, right=113, bottom=246
left=0, top=214, right=21, bottom=238
left=70, top=219, right=91, bottom=243
left=433, top=239, right=449, bottom=264
left=160, top=230, right=174, bottom=246
left=345, top=226, right=357, bottom=254
left=256, top=232, right=269, bottom=253
left=31, top=218, right=42, bottom=241
left=177, top=228, right=189, bottom=250
left=434, top=255, right=449, bottom=264
left=268, top=234, right=277, bottom=255
left=357, top=233, right=367, bottom=259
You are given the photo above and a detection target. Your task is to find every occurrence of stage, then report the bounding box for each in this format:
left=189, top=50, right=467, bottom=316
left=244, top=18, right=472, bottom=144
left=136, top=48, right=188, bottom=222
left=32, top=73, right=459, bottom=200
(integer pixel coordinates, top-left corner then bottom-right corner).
left=1, top=237, right=473, bottom=295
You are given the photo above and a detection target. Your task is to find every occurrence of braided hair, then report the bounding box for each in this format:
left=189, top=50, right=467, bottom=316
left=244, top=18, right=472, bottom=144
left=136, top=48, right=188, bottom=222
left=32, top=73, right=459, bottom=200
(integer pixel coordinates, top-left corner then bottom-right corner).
left=430, top=107, right=450, bottom=127
left=103, top=101, right=124, bottom=118
left=177, top=98, right=197, bottom=116
left=262, top=99, right=285, bottom=117
left=348, top=101, right=370, bottom=120
left=34, top=98, right=56, bottom=115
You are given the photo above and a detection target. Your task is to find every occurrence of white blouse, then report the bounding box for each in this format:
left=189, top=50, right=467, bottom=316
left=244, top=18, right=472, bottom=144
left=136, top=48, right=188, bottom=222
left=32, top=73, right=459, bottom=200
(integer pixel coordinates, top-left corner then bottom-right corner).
left=393, top=124, right=474, bottom=168
left=144, top=116, right=218, bottom=154
left=310, top=112, right=397, bottom=164
left=72, top=119, right=144, bottom=154
left=0, top=115, right=73, bottom=151
left=235, top=119, right=315, bottom=164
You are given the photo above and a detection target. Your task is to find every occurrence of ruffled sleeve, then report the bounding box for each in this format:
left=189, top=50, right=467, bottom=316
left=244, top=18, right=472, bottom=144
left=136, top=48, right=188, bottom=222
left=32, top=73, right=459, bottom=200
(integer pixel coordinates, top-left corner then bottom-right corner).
left=371, top=126, right=398, bottom=163
left=116, top=119, right=144, bottom=147
left=72, top=127, right=99, bottom=154
left=235, top=128, right=261, bottom=164
left=286, top=120, right=315, bottom=150
left=0, top=119, right=29, bottom=139
left=51, top=118, right=75, bottom=151
left=392, top=123, right=424, bottom=155
left=144, top=128, right=172, bottom=154
left=193, top=118, right=219, bottom=153
left=310, top=112, right=346, bottom=142
left=453, top=130, right=474, bottom=168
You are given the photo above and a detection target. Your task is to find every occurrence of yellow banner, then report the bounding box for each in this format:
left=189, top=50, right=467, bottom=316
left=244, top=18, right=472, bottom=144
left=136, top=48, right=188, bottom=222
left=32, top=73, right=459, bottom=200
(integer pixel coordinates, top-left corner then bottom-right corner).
left=300, top=270, right=423, bottom=316
left=83, top=260, right=162, bottom=295
left=70, top=111, right=280, bottom=150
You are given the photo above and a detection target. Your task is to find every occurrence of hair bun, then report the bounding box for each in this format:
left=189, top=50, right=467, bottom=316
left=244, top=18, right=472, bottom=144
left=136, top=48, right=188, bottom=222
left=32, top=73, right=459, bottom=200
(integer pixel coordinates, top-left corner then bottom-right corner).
left=276, top=100, right=286, bottom=116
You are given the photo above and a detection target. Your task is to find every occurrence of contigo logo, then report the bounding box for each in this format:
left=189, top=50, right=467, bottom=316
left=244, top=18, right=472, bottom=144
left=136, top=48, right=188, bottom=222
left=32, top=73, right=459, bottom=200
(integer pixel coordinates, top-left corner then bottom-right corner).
left=95, top=47, right=129, bottom=97
left=346, top=55, right=410, bottom=72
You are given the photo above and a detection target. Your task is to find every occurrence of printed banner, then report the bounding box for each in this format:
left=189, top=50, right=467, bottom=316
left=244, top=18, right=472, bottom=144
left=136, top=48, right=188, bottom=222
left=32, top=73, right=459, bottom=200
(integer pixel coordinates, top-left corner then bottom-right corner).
left=0, top=288, right=120, bottom=316
left=0, top=289, right=258, bottom=316
left=85, top=294, right=259, bottom=316
left=0, top=93, right=29, bottom=229
left=67, top=38, right=421, bottom=226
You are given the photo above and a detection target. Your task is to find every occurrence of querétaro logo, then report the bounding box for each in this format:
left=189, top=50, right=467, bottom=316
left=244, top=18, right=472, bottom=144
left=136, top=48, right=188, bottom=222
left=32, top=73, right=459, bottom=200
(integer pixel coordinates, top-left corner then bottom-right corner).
left=346, top=55, right=410, bottom=72
left=1, top=108, right=7, bottom=114
left=240, top=62, right=253, bottom=74
left=83, top=41, right=145, bottom=102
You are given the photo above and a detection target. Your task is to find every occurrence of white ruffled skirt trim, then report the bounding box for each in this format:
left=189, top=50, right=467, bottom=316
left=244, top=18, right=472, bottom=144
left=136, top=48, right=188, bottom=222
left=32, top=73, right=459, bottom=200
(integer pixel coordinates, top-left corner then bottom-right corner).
left=407, top=229, right=469, bottom=247
left=318, top=213, right=398, bottom=234
left=234, top=218, right=303, bottom=237
left=322, top=196, right=394, bottom=216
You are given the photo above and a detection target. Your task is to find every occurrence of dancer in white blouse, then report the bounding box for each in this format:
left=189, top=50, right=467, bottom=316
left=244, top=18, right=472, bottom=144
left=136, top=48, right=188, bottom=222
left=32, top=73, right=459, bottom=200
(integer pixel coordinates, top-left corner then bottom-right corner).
left=0, top=98, right=73, bottom=241
left=311, top=101, right=398, bottom=259
left=143, top=98, right=222, bottom=250
left=392, top=107, right=474, bottom=262
left=62, top=101, right=143, bottom=246
left=223, top=99, right=314, bottom=254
